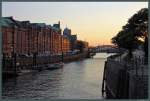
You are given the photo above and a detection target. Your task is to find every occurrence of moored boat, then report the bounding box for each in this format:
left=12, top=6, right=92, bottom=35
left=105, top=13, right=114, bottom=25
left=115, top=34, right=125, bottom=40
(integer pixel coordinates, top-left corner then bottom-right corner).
left=46, top=62, right=64, bottom=70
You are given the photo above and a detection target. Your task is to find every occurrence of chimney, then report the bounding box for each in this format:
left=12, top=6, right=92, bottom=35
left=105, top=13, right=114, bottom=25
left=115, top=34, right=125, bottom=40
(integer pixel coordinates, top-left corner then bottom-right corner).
left=58, top=21, right=60, bottom=28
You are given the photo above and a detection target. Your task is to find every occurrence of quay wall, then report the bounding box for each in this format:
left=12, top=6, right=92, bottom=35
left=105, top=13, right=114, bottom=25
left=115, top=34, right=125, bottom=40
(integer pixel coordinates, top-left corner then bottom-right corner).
left=104, top=60, right=128, bottom=98
left=103, top=57, right=148, bottom=99
left=3, top=52, right=88, bottom=72
left=128, top=67, right=148, bottom=99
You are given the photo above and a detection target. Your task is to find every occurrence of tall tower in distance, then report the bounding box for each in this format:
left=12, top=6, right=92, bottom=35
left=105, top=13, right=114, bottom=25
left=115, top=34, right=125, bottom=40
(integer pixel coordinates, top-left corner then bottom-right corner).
left=63, top=27, right=71, bottom=37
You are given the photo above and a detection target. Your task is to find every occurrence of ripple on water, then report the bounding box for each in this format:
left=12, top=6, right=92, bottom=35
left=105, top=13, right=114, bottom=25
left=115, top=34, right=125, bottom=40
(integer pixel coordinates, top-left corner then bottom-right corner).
left=2, top=53, right=113, bottom=99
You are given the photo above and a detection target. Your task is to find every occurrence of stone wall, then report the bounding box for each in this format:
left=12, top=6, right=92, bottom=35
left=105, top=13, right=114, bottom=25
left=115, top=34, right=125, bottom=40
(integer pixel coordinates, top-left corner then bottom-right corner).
left=104, top=59, right=148, bottom=99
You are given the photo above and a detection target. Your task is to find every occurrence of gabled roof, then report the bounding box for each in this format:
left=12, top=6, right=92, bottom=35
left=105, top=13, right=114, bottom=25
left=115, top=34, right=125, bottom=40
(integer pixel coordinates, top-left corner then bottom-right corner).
left=13, top=20, right=22, bottom=27
left=21, top=21, right=30, bottom=23
left=51, top=26, right=61, bottom=32
left=30, top=23, right=46, bottom=29
left=1, top=17, right=18, bottom=27
left=1, top=17, right=62, bottom=33
left=36, top=23, right=46, bottom=28
left=47, top=25, right=52, bottom=28
left=20, top=21, right=30, bottom=28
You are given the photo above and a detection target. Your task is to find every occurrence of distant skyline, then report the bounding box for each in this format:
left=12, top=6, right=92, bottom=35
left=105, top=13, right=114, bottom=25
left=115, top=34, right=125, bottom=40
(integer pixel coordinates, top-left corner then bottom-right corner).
left=2, top=2, right=148, bottom=46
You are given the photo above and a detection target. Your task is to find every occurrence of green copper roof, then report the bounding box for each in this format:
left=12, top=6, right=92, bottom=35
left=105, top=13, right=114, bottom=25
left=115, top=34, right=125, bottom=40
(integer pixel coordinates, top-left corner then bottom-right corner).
left=31, top=23, right=46, bottom=28
left=1, top=17, right=17, bottom=27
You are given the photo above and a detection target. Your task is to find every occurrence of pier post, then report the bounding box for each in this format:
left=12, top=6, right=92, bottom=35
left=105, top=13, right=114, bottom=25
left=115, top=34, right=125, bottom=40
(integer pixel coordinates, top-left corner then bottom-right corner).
left=2, top=53, right=5, bottom=71
left=62, top=52, right=64, bottom=62
left=33, top=53, right=37, bottom=70
left=102, top=61, right=107, bottom=97
left=12, top=52, right=17, bottom=76
left=14, top=53, right=17, bottom=75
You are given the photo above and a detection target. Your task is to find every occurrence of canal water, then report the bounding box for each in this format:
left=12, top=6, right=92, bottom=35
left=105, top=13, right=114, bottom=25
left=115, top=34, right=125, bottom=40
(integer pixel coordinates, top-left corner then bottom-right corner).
left=2, top=53, right=114, bottom=99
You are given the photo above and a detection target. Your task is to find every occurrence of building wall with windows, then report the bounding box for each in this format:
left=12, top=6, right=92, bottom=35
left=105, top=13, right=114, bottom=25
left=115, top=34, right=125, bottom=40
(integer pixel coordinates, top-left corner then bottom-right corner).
left=62, top=37, right=71, bottom=53
left=2, top=17, right=71, bottom=57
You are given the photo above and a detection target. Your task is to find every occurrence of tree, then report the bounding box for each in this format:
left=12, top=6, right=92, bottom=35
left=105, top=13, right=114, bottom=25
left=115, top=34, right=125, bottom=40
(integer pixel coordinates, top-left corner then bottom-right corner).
left=112, top=8, right=148, bottom=58
left=76, top=40, right=84, bottom=53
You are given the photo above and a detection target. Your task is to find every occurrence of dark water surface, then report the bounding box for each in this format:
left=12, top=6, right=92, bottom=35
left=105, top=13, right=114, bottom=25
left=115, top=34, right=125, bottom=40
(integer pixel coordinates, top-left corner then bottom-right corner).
left=2, top=53, right=114, bottom=99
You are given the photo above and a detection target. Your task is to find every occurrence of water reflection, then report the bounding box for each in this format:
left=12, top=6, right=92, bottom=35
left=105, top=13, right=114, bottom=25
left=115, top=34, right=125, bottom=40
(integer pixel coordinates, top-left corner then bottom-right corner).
left=2, top=53, right=113, bottom=99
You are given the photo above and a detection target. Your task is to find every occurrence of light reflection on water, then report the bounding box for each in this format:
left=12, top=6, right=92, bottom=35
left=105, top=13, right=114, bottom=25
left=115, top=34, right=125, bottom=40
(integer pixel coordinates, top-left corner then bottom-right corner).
left=2, top=53, right=114, bottom=99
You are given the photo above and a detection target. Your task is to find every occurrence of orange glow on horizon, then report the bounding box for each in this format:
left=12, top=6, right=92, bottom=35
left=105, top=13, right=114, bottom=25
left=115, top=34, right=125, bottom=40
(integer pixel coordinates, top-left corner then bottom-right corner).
left=2, top=2, right=148, bottom=46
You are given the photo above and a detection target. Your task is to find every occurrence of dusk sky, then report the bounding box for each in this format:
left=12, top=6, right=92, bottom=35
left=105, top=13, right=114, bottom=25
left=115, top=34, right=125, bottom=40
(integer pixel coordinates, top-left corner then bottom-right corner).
left=2, top=2, right=148, bottom=46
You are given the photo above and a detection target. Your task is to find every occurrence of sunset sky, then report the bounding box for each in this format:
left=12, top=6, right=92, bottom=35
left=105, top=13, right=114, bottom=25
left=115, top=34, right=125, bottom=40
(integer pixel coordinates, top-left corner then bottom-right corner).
left=2, top=2, right=148, bottom=46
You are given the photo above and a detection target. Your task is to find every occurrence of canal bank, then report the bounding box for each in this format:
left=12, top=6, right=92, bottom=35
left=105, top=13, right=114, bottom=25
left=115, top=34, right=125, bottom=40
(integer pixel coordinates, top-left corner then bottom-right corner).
left=2, top=53, right=113, bottom=99
left=3, top=52, right=90, bottom=78
left=102, top=53, right=148, bottom=99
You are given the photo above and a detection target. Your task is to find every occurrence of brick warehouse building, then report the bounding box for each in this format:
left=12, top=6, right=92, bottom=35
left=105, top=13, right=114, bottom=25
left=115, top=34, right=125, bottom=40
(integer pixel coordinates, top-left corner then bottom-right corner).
left=62, top=36, right=71, bottom=53
left=2, top=17, right=29, bottom=57
left=1, top=17, right=71, bottom=58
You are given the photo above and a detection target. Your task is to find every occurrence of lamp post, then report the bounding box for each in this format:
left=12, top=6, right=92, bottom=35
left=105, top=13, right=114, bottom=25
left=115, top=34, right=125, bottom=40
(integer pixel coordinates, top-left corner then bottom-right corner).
left=36, top=29, right=39, bottom=70
left=11, top=26, right=17, bottom=76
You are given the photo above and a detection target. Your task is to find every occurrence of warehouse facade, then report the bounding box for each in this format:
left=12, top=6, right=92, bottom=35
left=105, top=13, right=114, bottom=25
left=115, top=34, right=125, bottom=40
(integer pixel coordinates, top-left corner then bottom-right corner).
left=2, top=17, right=71, bottom=58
